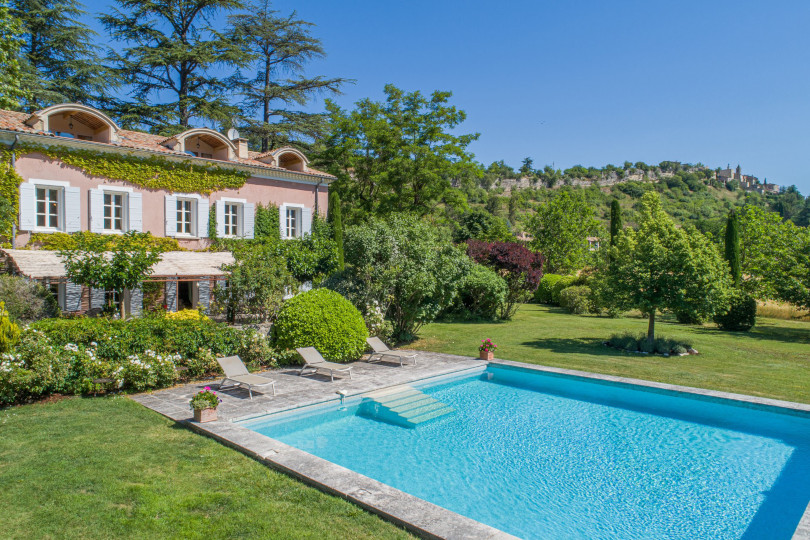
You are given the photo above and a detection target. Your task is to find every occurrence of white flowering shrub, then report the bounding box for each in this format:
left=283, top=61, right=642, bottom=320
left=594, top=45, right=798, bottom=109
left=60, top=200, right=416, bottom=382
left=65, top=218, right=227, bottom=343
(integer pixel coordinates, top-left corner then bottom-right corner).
left=121, top=350, right=179, bottom=391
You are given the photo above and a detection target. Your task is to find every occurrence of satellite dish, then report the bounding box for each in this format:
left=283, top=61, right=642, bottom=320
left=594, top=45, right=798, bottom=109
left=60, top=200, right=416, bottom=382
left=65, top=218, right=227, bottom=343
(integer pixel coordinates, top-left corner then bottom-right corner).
left=227, top=128, right=240, bottom=140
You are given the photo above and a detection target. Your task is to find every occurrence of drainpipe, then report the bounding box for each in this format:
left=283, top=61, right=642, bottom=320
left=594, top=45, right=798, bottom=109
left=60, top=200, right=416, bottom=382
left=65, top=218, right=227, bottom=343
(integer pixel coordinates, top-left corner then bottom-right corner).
left=9, top=135, right=19, bottom=248
left=314, top=180, right=322, bottom=215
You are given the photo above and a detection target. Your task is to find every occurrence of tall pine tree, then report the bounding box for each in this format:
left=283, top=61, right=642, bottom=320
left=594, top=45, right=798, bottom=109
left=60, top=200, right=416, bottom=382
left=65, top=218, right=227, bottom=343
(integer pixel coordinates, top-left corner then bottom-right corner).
left=724, top=209, right=741, bottom=286
left=101, top=0, right=247, bottom=134
left=228, top=1, right=348, bottom=152
left=11, top=0, right=113, bottom=110
left=327, top=190, right=344, bottom=271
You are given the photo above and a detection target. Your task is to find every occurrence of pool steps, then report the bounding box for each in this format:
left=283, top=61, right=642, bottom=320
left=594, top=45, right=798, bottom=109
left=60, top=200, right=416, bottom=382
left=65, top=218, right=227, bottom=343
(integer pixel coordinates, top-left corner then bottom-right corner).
left=361, top=385, right=454, bottom=428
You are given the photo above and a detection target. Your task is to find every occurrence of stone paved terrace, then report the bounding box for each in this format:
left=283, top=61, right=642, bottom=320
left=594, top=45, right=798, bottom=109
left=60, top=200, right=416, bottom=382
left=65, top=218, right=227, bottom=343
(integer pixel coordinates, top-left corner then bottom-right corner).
left=131, top=351, right=487, bottom=423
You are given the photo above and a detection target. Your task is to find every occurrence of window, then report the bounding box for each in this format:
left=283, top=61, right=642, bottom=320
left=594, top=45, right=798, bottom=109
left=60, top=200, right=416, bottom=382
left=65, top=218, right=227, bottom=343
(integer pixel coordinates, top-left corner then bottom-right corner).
left=36, top=187, right=61, bottom=229
left=224, top=203, right=241, bottom=237
left=77, top=135, right=93, bottom=141
left=105, top=290, right=122, bottom=313
left=285, top=207, right=300, bottom=238
left=47, top=282, right=65, bottom=310
left=176, top=198, right=196, bottom=235
left=103, top=192, right=126, bottom=232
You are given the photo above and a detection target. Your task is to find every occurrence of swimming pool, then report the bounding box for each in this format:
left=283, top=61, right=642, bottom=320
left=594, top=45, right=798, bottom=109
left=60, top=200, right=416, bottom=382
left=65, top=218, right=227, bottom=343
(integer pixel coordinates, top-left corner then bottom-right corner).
left=239, top=364, right=810, bottom=539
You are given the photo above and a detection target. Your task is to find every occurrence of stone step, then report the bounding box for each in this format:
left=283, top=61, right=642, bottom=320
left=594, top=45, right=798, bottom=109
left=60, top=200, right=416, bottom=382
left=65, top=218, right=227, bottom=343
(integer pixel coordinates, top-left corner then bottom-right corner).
left=407, top=406, right=455, bottom=425
left=385, top=394, right=436, bottom=410
left=399, top=401, right=448, bottom=419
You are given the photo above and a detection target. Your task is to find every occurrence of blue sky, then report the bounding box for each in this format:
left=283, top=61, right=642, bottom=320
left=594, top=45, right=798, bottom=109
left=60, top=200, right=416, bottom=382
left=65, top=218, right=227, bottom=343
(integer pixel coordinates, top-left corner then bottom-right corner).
left=86, top=0, right=810, bottom=192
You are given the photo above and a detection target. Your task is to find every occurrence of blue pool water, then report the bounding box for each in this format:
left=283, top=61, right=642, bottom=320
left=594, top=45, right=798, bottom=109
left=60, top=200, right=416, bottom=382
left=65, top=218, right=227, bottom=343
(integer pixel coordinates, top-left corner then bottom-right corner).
left=240, top=365, right=810, bottom=539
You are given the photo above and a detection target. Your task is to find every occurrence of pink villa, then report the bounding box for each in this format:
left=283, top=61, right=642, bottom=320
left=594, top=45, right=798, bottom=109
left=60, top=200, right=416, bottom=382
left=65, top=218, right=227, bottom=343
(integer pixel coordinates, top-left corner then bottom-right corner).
left=0, top=103, right=334, bottom=315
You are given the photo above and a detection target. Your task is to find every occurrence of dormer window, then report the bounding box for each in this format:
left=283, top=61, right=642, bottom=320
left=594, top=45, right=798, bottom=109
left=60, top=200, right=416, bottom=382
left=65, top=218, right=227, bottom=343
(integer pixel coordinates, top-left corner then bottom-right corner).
left=26, top=104, right=120, bottom=144
left=162, top=129, right=236, bottom=161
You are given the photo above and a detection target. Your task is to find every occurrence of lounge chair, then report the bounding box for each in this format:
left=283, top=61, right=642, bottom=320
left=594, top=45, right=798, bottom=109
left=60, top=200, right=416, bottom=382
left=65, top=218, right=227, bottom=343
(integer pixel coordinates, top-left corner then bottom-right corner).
left=217, top=356, right=276, bottom=399
left=366, top=337, right=418, bottom=366
left=296, top=347, right=353, bottom=382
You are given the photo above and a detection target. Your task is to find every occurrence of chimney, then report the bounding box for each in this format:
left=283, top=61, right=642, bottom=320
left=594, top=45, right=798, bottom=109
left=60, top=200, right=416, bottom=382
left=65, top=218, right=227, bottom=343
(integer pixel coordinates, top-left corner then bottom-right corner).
left=234, top=138, right=249, bottom=159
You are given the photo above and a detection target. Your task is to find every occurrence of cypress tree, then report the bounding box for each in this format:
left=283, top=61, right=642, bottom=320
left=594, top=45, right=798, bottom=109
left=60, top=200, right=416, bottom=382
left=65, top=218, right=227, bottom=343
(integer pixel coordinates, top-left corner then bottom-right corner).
left=328, top=191, right=344, bottom=271
left=609, top=199, right=623, bottom=245
left=724, top=209, right=741, bottom=286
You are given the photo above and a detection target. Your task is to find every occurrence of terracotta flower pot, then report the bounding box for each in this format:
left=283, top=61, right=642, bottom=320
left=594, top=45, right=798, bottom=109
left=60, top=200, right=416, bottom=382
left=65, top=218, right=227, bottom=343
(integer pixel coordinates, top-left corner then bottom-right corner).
left=194, top=407, right=217, bottom=423
left=479, top=350, right=494, bottom=361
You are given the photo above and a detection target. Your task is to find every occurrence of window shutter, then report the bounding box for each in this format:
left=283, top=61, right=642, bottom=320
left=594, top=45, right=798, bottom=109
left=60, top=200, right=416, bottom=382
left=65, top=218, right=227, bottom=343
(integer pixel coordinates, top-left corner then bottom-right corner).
left=18, top=183, right=35, bottom=231
left=129, top=192, right=143, bottom=232
left=88, top=189, right=104, bottom=233
left=165, top=280, right=177, bottom=312
left=129, top=288, right=143, bottom=318
left=215, top=200, right=226, bottom=237
left=279, top=204, right=287, bottom=238
left=164, top=195, right=177, bottom=237
left=243, top=203, right=255, bottom=239
left=197, top=198, right=209, bottom=238
left=301, top=207, right=312, bottom=236
left=90, top=288, right=105, bottom=309
left=65, top=282, right=83, bottom=312
left=64, top=187, right=81, bottom=232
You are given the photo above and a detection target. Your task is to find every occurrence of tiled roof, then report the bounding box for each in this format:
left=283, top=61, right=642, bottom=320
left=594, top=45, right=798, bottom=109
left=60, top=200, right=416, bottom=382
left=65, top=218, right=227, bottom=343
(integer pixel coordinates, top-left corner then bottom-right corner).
left=0, top=108, right=333, bottom=180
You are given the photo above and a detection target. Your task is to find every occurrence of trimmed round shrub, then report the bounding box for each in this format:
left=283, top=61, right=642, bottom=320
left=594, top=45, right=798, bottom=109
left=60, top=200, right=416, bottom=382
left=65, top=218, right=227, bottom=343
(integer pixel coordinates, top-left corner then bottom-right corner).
left=534, top=274, right=563, bottom=304
left=558, top=286, right=592, bottom=315
left=550, top=275, right=578, bottom=306
left=273, top=289, right=368, bottom=362
left=714, top=291, right=756, bottom=331
left=453, top=263, right=507, bottom=319
left=674, top=310, right=705, bottom=325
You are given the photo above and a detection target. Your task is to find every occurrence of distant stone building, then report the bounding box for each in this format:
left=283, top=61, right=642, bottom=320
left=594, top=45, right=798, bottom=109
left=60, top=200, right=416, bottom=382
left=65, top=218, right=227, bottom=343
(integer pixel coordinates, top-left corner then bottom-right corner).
left=715, top=164, right=779, bottom=194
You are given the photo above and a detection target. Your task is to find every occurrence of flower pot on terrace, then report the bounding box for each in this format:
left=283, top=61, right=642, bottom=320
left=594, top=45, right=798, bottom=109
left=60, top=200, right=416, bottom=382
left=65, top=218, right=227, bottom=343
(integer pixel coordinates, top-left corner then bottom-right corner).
left=479, top=350, right=494, bottom=361
left=194, top=407, right=217, bottom=423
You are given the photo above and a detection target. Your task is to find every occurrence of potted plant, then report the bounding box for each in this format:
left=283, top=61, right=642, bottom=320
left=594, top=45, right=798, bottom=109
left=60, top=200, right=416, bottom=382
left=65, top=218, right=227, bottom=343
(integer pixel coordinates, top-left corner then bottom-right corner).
left=190, top=387, right=222, bottom=422
left=479, top=338, right=497, bottom=360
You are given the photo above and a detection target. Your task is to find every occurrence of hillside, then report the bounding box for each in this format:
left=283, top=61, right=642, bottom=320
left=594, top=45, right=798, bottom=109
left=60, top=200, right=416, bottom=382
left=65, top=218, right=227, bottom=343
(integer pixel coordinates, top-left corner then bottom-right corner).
left=455, top=160, right=809, bottom=239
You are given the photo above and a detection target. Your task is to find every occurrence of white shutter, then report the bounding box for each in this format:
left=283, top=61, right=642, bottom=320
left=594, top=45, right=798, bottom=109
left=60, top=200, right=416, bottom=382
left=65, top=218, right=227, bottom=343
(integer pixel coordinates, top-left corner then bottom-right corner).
left=215, top=200, right=226, bottom=237
left=243, top=203, right=255, bottom=239
left=279, top=204, right=287, bottom=238
left=164, top=195, right=177, bottom=237
left=128, top=192, right=143, bottom=232
left=64, top=187, right=81, bottom=232
left=18, top=183, right=35, bottom=231
left=88, top=189, right=104, bottom=233
left=197, top=198, right=209, bottom=238
left=301, top=207, right=312, bottom=236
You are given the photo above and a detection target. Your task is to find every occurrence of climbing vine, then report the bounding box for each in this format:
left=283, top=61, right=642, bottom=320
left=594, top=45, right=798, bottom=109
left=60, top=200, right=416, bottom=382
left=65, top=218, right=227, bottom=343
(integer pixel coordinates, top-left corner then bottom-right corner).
left=28, top=231, right=183, bottom=252
left=9, top=142, right=250, bottom=196
left=0, top=148, right=25, bottom=236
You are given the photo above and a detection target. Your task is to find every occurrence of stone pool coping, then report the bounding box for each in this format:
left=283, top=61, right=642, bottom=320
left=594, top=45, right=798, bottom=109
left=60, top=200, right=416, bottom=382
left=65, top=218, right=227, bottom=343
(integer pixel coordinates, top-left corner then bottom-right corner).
left=134, top=356, right=810, bottom=540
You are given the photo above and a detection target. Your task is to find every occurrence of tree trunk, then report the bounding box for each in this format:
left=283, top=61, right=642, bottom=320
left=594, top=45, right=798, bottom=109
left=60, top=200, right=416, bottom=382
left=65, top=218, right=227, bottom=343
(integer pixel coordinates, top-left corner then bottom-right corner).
left=120, top=291, right=127, bottom=320
left=647, top=309, right=656, bottom=344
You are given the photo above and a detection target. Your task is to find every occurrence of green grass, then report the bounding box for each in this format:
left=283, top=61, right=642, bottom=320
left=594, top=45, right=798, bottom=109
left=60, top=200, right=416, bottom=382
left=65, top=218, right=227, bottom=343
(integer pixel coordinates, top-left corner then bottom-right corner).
left=408, top=304, right=810, bottom=404
left=0, top=396, right=412, bottom=540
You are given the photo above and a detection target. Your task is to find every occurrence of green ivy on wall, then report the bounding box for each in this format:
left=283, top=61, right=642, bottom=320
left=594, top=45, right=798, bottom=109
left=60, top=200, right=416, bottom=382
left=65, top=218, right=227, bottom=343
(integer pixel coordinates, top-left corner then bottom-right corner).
left=6, top=142, right=251, bottom=197
left=28, top=231, right=183, bottom=252
left=0, top=148, right=25, bottom=234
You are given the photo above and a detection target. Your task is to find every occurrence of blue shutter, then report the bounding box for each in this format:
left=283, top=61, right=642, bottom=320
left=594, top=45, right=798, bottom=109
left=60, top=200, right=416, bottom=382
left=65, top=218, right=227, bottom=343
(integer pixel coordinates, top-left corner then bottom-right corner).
left=89, top=189, right=104, bottom=233
left=243, top=203, right=255, bottom=239
left=128, top=192, right=143, bottom=232
left=64, top=187, right=81, bottom=232
left=18, top=184, right=36, bottom=231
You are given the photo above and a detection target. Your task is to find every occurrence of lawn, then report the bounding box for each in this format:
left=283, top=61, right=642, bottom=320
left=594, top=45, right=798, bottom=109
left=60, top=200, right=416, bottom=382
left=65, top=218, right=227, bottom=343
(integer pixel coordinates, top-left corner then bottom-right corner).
left=0, top=396, right=411, bottom=540
left=408, top=304, right=810, bottom=404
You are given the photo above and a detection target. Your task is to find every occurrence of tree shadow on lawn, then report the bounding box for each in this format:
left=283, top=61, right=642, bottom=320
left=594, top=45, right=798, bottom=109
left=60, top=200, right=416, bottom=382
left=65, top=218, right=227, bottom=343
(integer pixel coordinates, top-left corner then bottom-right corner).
left=688, top=324, right=810, bottom=346
left=520, top=337, right=626, bottom=357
